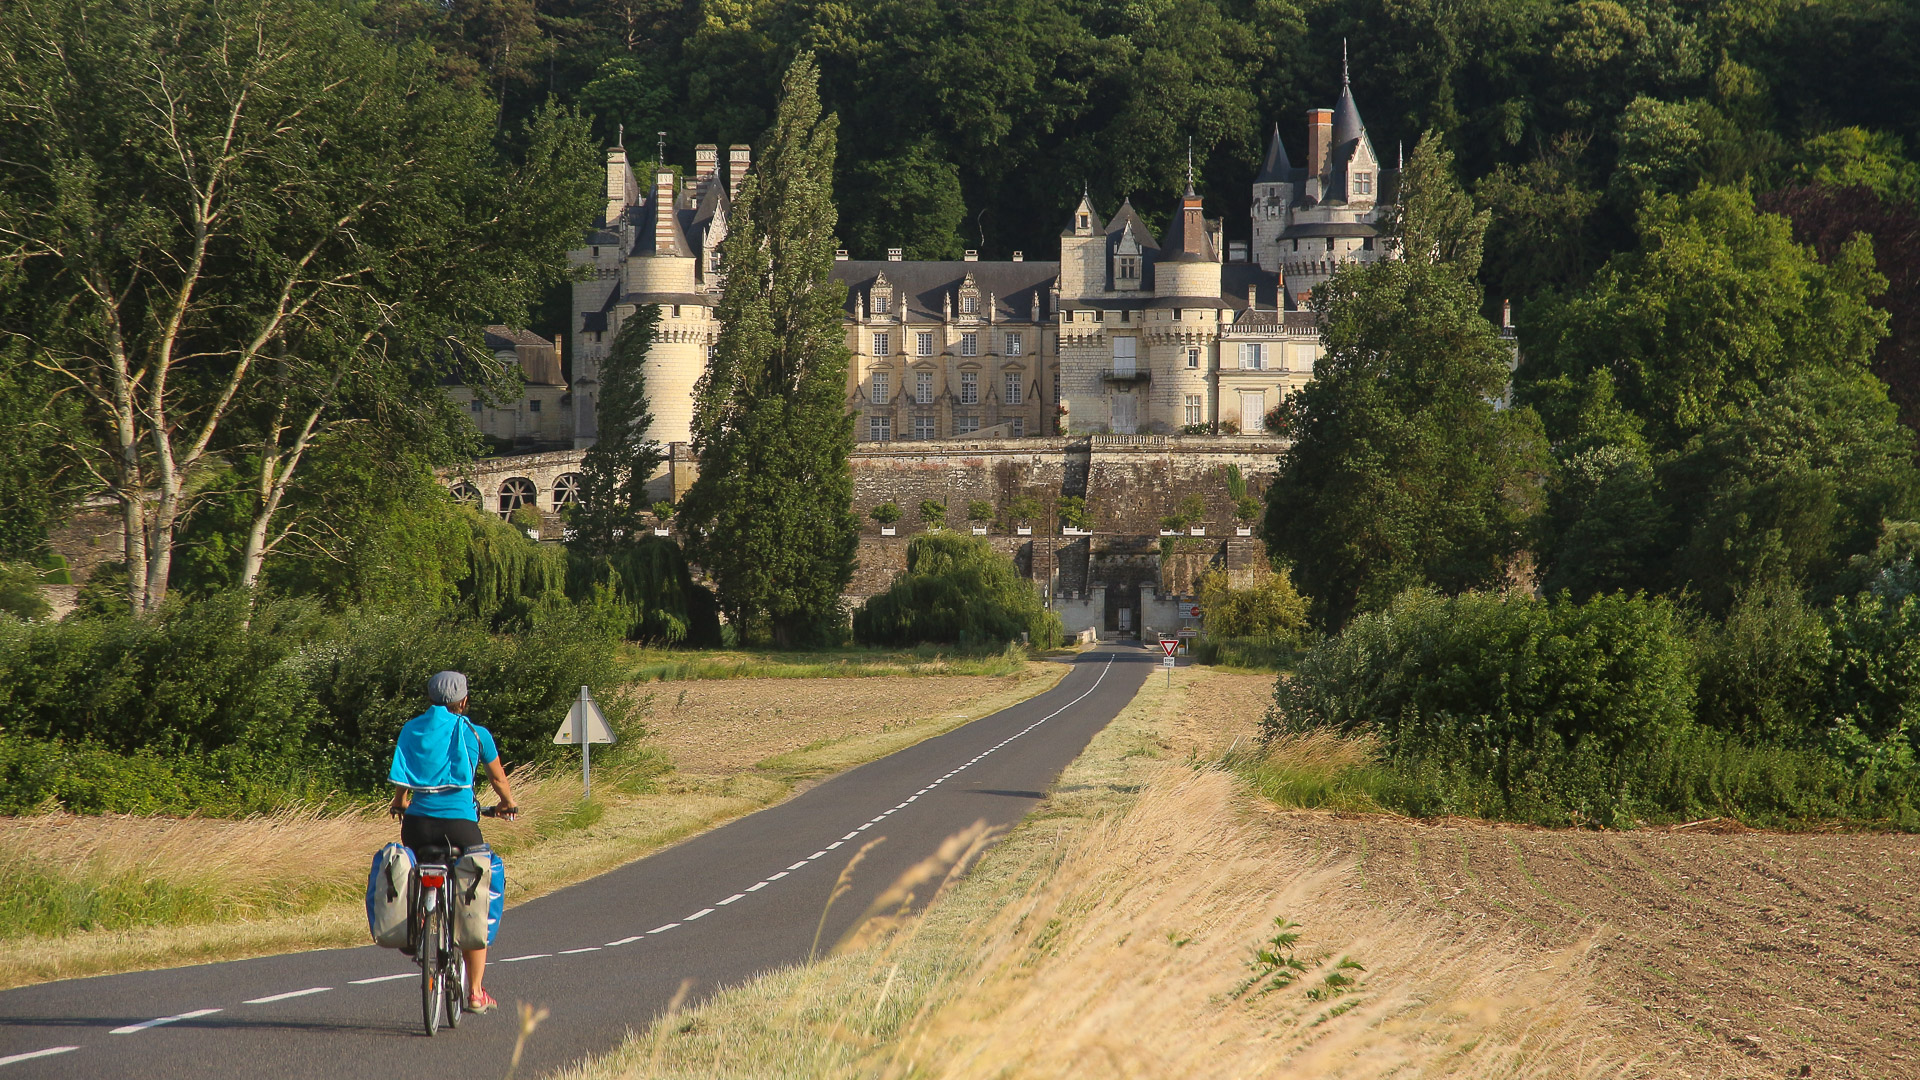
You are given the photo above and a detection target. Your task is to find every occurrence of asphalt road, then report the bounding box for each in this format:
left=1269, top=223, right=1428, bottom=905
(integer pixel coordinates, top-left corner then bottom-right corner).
left=0, top=645, right=1154, bottom=1079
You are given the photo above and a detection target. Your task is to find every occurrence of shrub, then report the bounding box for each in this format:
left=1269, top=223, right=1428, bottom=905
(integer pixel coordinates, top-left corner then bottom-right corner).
left=1267, top=588, right=1698, bottom=826
left=1005, top=495, right=1042, bottom=524
left=1058, top=496, right=1090, bottom=529
left=0, top=563, right=50, bottom=620
left=870, top=502, right=902, bottom=526
left=853, top=534, right=1061, bottom=649
left=966, top=500, right=993, bottom=522
left=508, top=505, right=544, bottom=534
left=566, top=536, right=721, bottom=646
left=1196, top=570, right=1310, bottom=642
left=919, top=499, right=947, bottom=527
left=651, top=500, right=675, bottom=522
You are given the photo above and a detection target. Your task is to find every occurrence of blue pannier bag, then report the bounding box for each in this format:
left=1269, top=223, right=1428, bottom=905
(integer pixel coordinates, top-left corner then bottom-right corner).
left=452, top=845, right=505, bottom=949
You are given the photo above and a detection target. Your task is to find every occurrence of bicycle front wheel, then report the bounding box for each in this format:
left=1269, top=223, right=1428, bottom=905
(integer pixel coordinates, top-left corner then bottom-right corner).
left=420, top=907, right=443, bottom=1037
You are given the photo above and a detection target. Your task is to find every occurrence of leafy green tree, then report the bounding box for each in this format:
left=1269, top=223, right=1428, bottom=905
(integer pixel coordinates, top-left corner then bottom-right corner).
left=0, top=0, right=597, bottom=611
left=679, top=55, right=859, bottom=646
left=840, top=137, right=967, bottom=260
left=870, top=503, right=902, bottom=526
left=572, top=306, right=664, bottom=550
left=1265, top=135, right=1547, bottom=629
left=852, top=533, right=1060, bottom=647
left=918, top=499, right=948, bottom=528
left=1520, top=185, right=1889, bottom=453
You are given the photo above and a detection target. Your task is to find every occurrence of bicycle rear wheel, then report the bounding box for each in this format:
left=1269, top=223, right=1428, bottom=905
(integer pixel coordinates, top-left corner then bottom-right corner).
left=444, top=908, right=464, bottom=1029
left=420, top=907, right=443, bottom=1037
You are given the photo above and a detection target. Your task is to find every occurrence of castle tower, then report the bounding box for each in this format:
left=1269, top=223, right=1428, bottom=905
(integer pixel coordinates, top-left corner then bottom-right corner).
left=1264, top=54, right=1394, bottom=307
left=1056, top=189, right=1106, bottom=299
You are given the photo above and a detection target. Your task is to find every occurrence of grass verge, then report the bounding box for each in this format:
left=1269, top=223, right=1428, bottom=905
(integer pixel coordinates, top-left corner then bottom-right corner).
left=620, top=643, right=1033, bottom=682
left=553, top=666, right=1621, bottom=1080
left=0, top=665, right=1067, bottom=990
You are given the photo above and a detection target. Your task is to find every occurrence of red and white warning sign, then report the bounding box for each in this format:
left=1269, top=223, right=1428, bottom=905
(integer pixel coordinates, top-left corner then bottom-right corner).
left=1161, top=638, right=1179, bottom=658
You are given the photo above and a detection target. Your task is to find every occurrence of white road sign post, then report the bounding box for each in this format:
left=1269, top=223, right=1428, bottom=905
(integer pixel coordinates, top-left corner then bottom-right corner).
left=553, top=685, right=616, bottom=799
left=1161, top=638, right=1178, bottom=684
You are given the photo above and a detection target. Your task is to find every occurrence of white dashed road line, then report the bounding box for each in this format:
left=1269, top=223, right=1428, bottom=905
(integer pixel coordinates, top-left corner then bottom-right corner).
left=0, top=1046, right=78, bottom=1067
left=110, top=1008, right=222, bottom=1035
left=605, top=935, right=644, bottom=946
left=348, top=974, right=414, bottom=985
left=497, top=953, right=551, bottom=963
left=242, top=987, right=330, bottom=1005
left=560, top=947, right=601, bottom=954
left=685, top=908, right=714, bottom=920
left=648, top=923, right=680, bottom=933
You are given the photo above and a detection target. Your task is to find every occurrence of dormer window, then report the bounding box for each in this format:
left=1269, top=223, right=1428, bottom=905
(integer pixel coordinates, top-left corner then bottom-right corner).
left=1118, top=256, right=1139, bottom=280
left=962, top=295, right=977, bottom=315
left=1079, top=213, right=1090, bottom=229
left=1354, top=172, right=1373, bottom=195
left=873, top=291, right=891, bottom=314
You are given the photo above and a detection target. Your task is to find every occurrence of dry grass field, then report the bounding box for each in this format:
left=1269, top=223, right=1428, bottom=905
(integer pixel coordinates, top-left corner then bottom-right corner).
left=565, top=666, right=1920, bottom=1080
left=0, top=664, right=1064, bottom=990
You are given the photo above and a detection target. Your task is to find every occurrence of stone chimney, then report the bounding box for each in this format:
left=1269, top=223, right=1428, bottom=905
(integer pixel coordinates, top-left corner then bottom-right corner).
left=654, top=169, right=677, bottom=254
left=887, top=248, right=903, bottom=261
left=605, top=145, right=635, bottom=227
left=964, top=250, right=979, bottom=262
left=1307, top=108, right=1333, bottom=179
left=727, top=145, right=750, bottom=200
left=1012, top=250, right=1024, bottom=262
left=694, top=144, right=718, bottom=182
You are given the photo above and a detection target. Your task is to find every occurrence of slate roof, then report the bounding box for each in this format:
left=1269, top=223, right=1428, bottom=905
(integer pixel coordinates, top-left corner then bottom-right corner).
left=833, top=260, right=1061, bottom=322
left=1254, top=124, right=1296, bottom=185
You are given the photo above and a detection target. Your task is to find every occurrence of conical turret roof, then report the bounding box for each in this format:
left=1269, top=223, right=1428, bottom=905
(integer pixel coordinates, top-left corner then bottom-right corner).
left=1331, top=46, right=1365, bottom=149
left=1255, top=123, right=1294, bottom=183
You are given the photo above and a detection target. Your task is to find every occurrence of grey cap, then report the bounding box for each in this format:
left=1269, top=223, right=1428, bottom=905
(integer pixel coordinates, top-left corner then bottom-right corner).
left=427, top=670, right=469, bottom=705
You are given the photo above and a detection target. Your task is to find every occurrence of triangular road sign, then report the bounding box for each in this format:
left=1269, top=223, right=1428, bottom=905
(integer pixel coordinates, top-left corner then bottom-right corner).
left=1161, top=638, right=1179, bottom=658
left=553, top=687, right=617, bottom=745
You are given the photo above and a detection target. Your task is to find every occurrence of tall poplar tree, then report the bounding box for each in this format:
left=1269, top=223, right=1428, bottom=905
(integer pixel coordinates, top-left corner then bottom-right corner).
left=678, top=55, right=858, bottom=646
left=571, top=305, right=663, bottom=549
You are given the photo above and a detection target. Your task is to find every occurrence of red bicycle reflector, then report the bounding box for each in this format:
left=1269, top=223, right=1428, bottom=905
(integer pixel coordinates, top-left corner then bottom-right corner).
left=420, top=874, right=445, bottom=887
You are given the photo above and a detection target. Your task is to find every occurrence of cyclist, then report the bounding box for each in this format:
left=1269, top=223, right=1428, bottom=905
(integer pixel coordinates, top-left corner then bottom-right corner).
left=388, top=670, right=518, bottom=1016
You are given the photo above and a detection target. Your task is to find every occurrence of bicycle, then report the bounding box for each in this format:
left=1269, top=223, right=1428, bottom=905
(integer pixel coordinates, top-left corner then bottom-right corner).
left=409, top=805, right=510, bottom=1037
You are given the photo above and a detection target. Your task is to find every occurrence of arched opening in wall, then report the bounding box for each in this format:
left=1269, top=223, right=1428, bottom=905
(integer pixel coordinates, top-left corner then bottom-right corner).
left=498, top=477, right=537, bottom=515
left=448, top=481, right=480, bottom=507
left=552, top=473, right=583, bottom=507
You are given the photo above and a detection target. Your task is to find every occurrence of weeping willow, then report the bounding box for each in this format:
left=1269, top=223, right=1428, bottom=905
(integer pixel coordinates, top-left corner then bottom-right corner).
left=566, top=536, right=721, bottom=645
left=461, top=510, right=568, bottom=627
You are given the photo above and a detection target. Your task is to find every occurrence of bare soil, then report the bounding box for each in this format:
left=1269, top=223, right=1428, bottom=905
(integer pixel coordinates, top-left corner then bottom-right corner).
left=1187, top=669, right=1920, bottom=1079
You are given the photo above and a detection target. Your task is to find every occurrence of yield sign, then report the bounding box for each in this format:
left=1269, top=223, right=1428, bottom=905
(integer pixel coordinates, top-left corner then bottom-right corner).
left=553, top=686, right=617, bottom=745
left=1160, top=638, right=1179, bottom=658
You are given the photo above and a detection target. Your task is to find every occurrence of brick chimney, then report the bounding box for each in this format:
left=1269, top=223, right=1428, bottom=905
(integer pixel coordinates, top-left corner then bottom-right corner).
left=1181, top=189, right=1205, bottom=257
left=694, top=144, right=718, bottom=182
left=727, top=145, right=750, bottom=200
left=1307, top=108, right=1333, bottom=179
left=654, top=169, right=678, bottom=254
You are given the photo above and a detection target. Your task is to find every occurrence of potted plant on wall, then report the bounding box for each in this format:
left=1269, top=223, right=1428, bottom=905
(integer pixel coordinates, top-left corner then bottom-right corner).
left=509, top=504, right=542, bottom=540
left=871, top=502, right=902, bottom=536
left=967, top=499, right=993, bottom=535
left=1006, top=494, right=1041, bottom=536
left=1058, top=495, right=1091, bottom=535
left=919, top=498, right=947, bottom=531
left=652, top=500, right=675, bottom=537
left=1235, top=496, right=1260, bottom=536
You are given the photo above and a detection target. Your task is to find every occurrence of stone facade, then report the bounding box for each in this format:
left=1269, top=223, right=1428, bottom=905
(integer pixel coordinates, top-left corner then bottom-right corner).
left=441, top=327, right=573, bottom=451
left=563, top=73, right=1395, bottom=450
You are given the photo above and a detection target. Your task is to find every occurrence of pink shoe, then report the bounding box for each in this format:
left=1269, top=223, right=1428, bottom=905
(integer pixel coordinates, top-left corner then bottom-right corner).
left=467, top=988, right=498, bottom=1013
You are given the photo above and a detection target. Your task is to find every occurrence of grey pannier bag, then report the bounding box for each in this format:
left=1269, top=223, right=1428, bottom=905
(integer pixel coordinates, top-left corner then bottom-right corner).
left=452, top=845, right=503, bottom=951
left=365, top=842, right=414, bottom=949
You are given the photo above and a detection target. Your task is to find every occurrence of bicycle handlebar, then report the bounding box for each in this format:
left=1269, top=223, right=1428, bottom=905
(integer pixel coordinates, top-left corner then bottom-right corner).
left=480, top=804, right=519, bottom=821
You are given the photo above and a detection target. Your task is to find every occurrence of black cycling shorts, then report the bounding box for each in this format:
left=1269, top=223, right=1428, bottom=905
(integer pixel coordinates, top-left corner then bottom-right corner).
left=401, top=813, right=486, bottom=865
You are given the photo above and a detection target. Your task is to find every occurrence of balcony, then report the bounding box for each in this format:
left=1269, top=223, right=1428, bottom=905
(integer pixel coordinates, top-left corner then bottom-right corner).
left=1098, top=367, right=1151, bottom=385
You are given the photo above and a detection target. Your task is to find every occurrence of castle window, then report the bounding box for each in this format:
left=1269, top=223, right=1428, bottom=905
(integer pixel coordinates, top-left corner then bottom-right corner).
left=916, top=331, right=935, bottom=356
left=1112, top=336, right=1137, bottom=377
left=1006, top=332, right=1023, bottom=356
left=1239, top=343, right=1264, bottom=371
left=962, top=295, right=977, bottom=315
left=1187, top=348, right=1200, bottom=369
left=591, top=246, right=600, bottom=257
left=915, top=369, right=934, bottom=404
left=1118, top=256, right=1137, bottom=280
left=1010, top=417, right=1025, bottom=437
left=470, top=400, right=482, bottom=413
left=1004, top=373, right=1023, bottom=405
left=913, top=415, right=936, bottom=440
left=872, top=331, right=890, bottom=356
left=874, top=291, right=891, bottom=314
left=1326, top=238, right=1335, bottom=252
left=1079, top=213, right=1089, bottom=229
left=871, top=370, right=890, bottom=402
left=672, top=305, right=681, bottom=317
left=960, top=371, right=979, bottom=405
left=961, top=332, right=978, bottom=357
left=1186, top=395, right=1203, bottom=426
left=956, top=415, right=979, bottom=435
left=529, top=399, right=541, bottom=412
left=1363, top=237, right=1375, bottom=251
left=1291, top=239, right=1299, bottom=252
left=1354, top=172, right=1373, bottom=195
left=870, top=416, right=892, bottom=442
